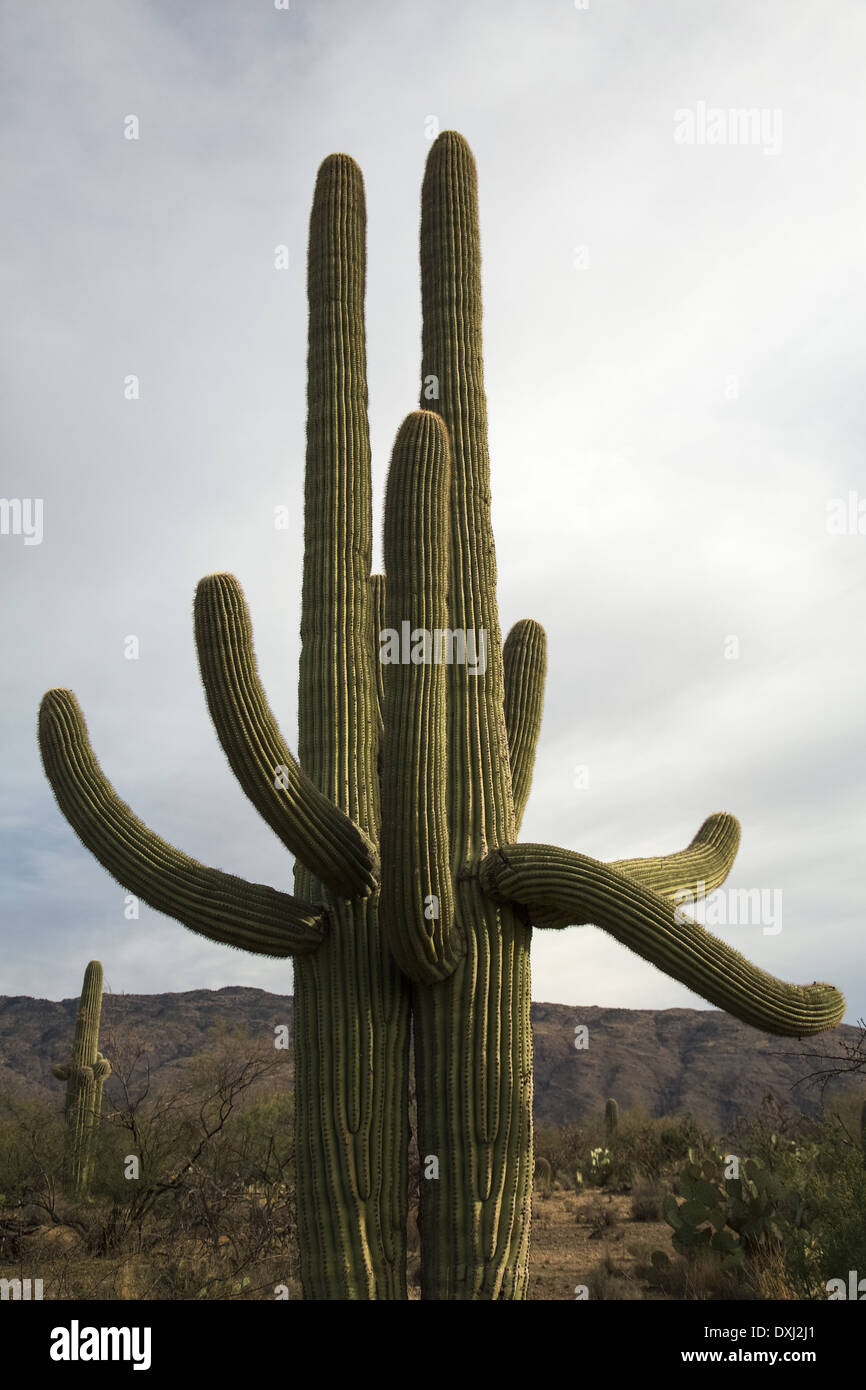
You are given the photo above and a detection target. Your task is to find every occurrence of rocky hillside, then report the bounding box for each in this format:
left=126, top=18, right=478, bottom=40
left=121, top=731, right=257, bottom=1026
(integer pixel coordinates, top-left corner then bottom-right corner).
left=0, top=987, right=859, bottom=1134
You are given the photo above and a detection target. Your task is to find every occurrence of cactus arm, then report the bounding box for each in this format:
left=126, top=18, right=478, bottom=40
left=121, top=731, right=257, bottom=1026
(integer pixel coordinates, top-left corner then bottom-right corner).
left=293, top=151, right=410, bottom=1299
left=299, top=152, right=379, bottom=833
left=370, top=573, right=386, bottom=745
left=421, top=132, right=514, bottom=853
left=92, top=1054, right=112, bottom=1081
left=479, top=842, right=845, bottom=1036
left=194, top=572, right=379, bottom=899
left=38, top=690, right=327, bottom=957
left=380, top=410, right=462, bottom=982
left=502, top=619, right=547, bottom=833
left=607, top=812, right=741, bottom=905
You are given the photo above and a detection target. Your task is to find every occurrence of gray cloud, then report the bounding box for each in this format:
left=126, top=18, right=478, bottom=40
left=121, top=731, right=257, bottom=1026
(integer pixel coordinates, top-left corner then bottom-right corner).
left=2, top=1, right=863, bottom=1022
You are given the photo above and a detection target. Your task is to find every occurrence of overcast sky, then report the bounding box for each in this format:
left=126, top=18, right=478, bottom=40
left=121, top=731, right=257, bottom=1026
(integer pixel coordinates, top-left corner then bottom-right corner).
left=2, top=1, right=864, bottom=1023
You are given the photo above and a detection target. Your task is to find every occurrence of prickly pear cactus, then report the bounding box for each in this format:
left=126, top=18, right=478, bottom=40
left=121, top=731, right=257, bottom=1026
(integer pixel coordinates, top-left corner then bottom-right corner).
left=656, top=1150, right=810, bottom=1271
left=52, top=960, right=111, bottom=1193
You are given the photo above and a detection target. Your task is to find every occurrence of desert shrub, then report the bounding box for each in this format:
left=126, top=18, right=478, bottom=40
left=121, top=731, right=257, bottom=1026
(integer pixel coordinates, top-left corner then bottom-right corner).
left=630, top=1180, right=664, bottom=1222
left=0, top=1091, right=66, bottom=1210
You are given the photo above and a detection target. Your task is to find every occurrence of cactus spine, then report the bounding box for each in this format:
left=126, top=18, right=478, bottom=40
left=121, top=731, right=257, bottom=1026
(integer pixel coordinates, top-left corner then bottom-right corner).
left=52, top=961, right=111, bottom=1193
left=38, top=132, right=844, bottom=1299
left=605, top=1097, right=619, bottom=1141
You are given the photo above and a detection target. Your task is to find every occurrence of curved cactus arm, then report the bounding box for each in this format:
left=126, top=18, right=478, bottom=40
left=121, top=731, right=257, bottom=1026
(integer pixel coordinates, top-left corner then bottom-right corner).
left=194, top=572, right=379, bottom=899
left=38, top=689, right=327, bottom=958
left=607, top=812, right=741, bottom=908
left=503, top=619, right=547, bottom=833
left=479, top=842, right=845, bottom=1037
left=380, top=410, right=462, bottom=982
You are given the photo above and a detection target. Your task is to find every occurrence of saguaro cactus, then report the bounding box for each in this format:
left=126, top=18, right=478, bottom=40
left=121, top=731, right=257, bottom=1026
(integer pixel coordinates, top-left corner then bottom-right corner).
left=52, top=960, right=111, bottom=1193
left=860, top=1099, right=866, bottom=1170
left=38, top=131, right=844, bottom=1299
left=605, top=1098, right=619, bottom=1141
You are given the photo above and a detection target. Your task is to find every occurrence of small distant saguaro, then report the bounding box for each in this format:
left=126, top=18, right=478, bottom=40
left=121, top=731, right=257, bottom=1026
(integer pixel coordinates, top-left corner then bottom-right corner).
left=605, top=1097, right=619, bottom=1141
left=52, top=960, right=111, bottom=1193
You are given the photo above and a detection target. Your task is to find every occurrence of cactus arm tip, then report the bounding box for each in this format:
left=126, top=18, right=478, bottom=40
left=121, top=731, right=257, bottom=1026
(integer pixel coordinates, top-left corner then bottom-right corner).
left=38, top=687, right=328, bottom=958
left=479, top=840, right=844, bottom=1038
left=194, top=571, right=380, bottom=900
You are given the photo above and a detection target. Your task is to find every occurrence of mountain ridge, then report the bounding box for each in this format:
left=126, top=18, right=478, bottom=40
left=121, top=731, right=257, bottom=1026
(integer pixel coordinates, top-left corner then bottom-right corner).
left=1, top=988, right=859, bottom=1135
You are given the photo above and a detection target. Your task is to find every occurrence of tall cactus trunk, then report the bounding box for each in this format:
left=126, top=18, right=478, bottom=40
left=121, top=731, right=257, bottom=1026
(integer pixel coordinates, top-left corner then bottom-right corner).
left=291, top=155, right=411, bottom=1299
left=401, top=131, right=534, bottom=1301
left=52, top=960, right=111, bottom=1194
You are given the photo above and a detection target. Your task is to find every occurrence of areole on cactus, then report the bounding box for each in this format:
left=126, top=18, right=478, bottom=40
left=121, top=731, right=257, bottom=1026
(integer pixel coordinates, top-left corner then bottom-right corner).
left=52, top=960, right=111, bottom=1193
left=37, top=131, right=844, bottom=1299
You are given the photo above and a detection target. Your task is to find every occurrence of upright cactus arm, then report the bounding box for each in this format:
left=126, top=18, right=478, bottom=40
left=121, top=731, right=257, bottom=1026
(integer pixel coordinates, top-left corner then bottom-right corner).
left=503, top=619, right=547, bottom=834
left=38, top=690, right=327, bottom=957
left=423, top=134, right=515, bottom=854
left=194, top=571, right=379, bottom=899
left=607, top=812, right=741, bottom=903
left=380, top=410, right=462, bottom=982
left=479, top=842, right=845, bottom=1036
left=92, top=1054, right=112, bottom=1081
left=299, top=151, right=381, bottom=835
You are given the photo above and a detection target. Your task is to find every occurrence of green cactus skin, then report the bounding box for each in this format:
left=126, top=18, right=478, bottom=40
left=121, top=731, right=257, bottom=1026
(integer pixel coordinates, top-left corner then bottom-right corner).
left=52, top=961, right=111, bottom=1193
left=860, top=1100, right=866, bottom=1170
left=37, top=131, right=845, bottom=1299
left=605, top=1098, right=619, bottom=1140
left=290, top=157, right=409, bottom=1300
